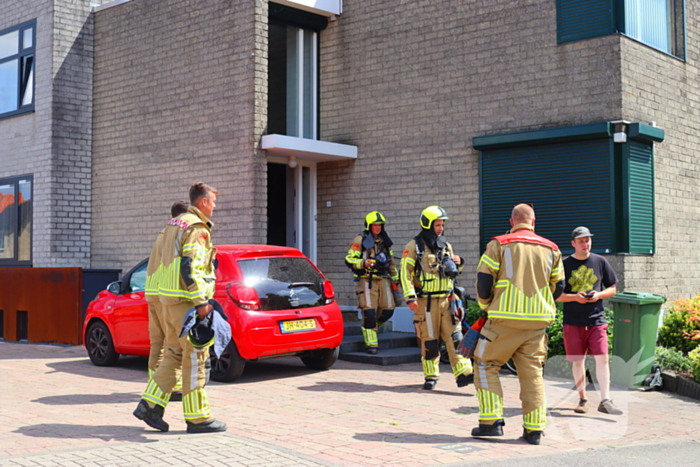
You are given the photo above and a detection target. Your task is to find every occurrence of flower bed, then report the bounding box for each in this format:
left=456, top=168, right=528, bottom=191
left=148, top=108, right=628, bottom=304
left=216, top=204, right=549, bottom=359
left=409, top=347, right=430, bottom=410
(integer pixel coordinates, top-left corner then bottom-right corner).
left=661, top=370, right=700, bottom=401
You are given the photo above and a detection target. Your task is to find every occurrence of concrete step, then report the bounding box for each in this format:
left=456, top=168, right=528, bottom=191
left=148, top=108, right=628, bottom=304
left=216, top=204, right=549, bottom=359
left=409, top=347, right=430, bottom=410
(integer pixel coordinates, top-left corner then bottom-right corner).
left=338, top=346, right=422, bottom=366
left=343, top=319, right=393, bottom=336
left=340, top=332, right=417, bottom=354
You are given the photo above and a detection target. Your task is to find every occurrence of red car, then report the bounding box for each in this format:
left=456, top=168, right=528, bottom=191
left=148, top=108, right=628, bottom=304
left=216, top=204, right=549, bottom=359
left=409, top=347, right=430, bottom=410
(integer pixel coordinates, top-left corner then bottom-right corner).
left=83, top=245, right=344, bottom=382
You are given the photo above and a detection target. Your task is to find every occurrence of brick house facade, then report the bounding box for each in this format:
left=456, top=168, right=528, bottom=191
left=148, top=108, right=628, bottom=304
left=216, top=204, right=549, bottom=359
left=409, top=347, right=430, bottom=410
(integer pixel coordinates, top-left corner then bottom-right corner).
left=1, top=0, right=698, bottom=311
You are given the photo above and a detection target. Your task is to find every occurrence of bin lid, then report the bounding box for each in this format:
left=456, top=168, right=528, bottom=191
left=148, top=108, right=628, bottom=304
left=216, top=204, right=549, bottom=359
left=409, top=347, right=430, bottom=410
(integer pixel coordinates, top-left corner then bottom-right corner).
left=609, top=291, right=666, bottom=305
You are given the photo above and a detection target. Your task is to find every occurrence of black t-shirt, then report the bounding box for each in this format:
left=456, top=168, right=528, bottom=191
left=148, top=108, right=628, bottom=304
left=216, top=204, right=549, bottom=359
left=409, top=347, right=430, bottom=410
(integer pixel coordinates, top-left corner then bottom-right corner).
left=562, top=253, right=618, bottom=327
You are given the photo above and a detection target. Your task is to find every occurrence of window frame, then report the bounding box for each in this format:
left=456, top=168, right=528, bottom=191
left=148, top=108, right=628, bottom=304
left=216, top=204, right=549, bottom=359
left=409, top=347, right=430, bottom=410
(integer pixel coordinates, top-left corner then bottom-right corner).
left=556, top=0, right=686, bottom=60
left=474, top=123, right=663, bottom=256
left=0, top=174, right=33, bottom=267
left=268, top=4, right=326, bottom=140
left=0, top=19, right=36, bottom=120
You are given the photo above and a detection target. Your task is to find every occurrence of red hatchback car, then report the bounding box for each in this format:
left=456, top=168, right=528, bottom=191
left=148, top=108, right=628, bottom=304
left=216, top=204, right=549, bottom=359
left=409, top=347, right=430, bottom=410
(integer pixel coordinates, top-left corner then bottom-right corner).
left=83, top=245, right=344, bottom=382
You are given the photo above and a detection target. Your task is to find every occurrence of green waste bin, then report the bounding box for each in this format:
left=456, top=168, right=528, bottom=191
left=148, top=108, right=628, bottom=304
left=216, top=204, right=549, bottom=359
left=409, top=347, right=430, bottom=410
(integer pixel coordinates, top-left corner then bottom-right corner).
left=610, top=291, right=666, bottom=388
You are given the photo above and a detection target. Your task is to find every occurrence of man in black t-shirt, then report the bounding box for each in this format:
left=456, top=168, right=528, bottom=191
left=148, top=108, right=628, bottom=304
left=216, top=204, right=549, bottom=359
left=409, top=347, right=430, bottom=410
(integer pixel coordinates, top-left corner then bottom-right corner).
left=557, top=226, right=622, bottom=416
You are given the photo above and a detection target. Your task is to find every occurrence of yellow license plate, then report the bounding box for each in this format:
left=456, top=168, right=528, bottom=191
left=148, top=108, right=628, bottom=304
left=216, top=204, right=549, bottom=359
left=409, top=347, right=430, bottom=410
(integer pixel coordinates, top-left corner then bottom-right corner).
left=280, top=318, right=316, bottom=333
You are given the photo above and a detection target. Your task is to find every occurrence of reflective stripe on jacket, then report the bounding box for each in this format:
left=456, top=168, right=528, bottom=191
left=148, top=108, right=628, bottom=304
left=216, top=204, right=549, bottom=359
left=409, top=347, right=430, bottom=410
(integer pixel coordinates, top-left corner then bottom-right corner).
left=145, top=206, right=216, bottom=307
left=400, top=238, right=461, bottom=300
left=476, top=224, right=563, bottom=323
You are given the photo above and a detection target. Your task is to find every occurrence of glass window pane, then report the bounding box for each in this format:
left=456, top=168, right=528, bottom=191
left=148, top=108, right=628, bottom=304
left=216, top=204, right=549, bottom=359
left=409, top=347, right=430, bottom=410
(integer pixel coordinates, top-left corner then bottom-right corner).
left=625, top=0, right=671, bottom=53
left=302, top=30, right=315, bottom=139
left=268, top=20, right=288, bottom=135
left=18, top=179, right=31, bottom=261
left=301, top=166, right=311, bottom=257
left=22, top=28, right=33, bottom=50
left=0, top=183, right=16, bottom=259
left=0, top=30, right=18, bottom=60
left=0, top=59, right=19, bottom=114
left=286, top=27, right=300, bottom=137
left=21, top=56, right=33, bottom=107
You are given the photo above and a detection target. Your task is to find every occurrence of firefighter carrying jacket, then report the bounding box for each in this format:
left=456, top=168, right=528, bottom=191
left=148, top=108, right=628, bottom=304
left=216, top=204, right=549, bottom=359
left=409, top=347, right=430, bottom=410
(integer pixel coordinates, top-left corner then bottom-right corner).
left=471, top=203, right=564, bottom=445
left=345, top=211, right=400, bottom=354
left=140, top=205, right=218, bottom=429
left=145, top=229, right=182, bottom=395
left=400, top=206, right=473, bottom=390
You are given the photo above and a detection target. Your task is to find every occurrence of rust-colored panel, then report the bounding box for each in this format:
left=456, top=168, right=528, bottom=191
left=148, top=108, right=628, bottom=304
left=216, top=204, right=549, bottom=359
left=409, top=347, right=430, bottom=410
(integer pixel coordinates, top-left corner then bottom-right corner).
left=0, top=268, right=82, bottom=345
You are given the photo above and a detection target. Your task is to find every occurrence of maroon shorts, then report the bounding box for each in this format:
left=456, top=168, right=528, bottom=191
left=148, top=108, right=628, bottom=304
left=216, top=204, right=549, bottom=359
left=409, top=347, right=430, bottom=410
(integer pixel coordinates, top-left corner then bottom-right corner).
left=563, top=324, right=609, bottom=362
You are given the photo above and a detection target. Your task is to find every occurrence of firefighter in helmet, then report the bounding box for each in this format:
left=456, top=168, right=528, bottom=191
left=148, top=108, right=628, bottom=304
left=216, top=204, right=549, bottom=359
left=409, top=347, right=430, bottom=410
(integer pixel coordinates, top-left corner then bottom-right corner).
left=400, top=206, right=473, bottom=390
left=345, top=211, right=401, bottom=354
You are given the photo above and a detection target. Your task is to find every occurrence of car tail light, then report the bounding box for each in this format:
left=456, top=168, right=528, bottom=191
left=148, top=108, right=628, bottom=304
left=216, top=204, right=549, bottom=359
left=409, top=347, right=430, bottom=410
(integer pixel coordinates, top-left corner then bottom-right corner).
left=322, top=279, right=335, bottom=304
left=226, top=283, right=260, bottom=311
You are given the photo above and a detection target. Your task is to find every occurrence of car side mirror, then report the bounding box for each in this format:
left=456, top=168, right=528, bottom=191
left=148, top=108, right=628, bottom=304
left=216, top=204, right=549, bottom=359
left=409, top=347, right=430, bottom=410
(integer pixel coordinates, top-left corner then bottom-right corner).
left=107, top=281, right=122, bottom=295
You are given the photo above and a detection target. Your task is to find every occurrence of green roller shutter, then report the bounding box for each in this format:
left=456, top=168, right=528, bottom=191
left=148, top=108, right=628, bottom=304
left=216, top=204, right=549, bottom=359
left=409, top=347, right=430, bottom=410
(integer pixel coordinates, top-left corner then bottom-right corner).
left=557, top=0, right=617, bottom=43
left=623, top=140, right=655, bottom=254
left=480, top=139, right=616, bottom=255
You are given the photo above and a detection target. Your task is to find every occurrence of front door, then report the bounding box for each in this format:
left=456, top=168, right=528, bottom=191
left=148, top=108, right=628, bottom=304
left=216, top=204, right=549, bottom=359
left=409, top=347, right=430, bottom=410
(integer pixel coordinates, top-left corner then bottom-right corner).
left=267, top=160, right=317, bottom=263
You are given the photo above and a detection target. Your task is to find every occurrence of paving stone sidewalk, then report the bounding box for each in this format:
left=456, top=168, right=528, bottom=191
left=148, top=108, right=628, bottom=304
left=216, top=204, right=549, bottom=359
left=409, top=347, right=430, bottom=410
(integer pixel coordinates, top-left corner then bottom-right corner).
left=1, top=341, right=699, bottom=466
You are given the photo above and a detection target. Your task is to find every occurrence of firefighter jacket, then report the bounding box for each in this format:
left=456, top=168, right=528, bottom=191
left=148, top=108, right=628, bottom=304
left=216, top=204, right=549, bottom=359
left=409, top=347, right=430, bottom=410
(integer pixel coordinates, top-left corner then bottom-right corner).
left=345, top=233, right=399, bottom=282
left=476, top=224, right=563, bottom=326
left=400, top=237, right=462, bottom=300
left=145, top=206, right=217, bottom=308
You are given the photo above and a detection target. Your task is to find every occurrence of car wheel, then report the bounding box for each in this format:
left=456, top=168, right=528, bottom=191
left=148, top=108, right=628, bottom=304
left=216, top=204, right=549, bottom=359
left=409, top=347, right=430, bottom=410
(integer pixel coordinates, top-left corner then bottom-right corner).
left=439, top=343, right=450, bottom=364
left=503, top=358, right=517, bottom=375
left=86, top=321, right=119, bottom=366
left=301, top=347, right=339, bottom=370
left=209, top=339, right=246, bottom=382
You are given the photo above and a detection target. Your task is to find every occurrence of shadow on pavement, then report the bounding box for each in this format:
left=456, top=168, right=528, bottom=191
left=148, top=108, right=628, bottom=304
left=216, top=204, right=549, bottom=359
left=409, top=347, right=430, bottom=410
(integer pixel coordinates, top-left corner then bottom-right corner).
left=32, top=392, right=140, bottom=405
left=0, top=342, right=83, bottom=360
left=296, top=380, right=476, bottom=396
left=14, top=423, right=161, bottom=443
left=354, top=431, right=527, bottom=446
left=46, top=356, right=149, bottom=383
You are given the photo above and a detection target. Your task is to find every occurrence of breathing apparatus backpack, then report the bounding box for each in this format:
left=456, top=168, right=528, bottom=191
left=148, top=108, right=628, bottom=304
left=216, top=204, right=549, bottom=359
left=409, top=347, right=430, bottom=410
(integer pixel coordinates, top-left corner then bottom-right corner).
left=345, top=231, right=393, bottom=277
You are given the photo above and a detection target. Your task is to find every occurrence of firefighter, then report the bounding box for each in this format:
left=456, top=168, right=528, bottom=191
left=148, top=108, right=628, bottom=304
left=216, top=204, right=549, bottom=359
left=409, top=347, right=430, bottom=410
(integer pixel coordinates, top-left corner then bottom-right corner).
left=400, top=206, right=473, bottom=390
left=345, top=211, right=401, bottom=354
left=133, top=182, right=227, bottom=434
left=145, top=201, right=189, bottom=400
left=472, top=203, right=564, bottom=445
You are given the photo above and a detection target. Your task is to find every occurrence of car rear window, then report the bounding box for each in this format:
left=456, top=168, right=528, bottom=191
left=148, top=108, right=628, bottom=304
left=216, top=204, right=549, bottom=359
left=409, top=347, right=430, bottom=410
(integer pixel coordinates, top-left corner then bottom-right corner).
left=237, top=257, right=324, bottom=311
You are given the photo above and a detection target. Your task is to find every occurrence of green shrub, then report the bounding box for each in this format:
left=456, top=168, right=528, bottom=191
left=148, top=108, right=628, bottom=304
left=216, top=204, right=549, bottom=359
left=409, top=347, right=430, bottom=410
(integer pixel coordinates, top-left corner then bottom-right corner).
left=657, top=297, right=700, bottom=355
left=689, top=348, right=700, bottom=382
left=546, top=303, right=565, bottom=358
left=464, top=297, right=483, bottom=326
left=655, top=346, right=692, bottom=373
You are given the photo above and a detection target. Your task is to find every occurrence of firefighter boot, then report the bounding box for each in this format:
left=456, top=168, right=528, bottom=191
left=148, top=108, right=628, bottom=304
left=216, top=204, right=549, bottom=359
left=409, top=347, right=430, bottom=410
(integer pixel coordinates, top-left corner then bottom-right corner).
left=471, top=419, right=505, bottom=437
left=456, top=373, right=474, bottom=388
left=133, top=400, right=169, bottom=432
left=522, top=429, right=544, bottom=445
left=186, top=419, right=228, bottom=433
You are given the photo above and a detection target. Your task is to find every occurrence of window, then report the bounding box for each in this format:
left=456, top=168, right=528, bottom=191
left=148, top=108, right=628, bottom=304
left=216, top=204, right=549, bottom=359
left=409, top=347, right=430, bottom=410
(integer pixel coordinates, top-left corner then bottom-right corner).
left=268, top=4, right=326, bottom=139
left=0, top=20, right=35, bottom=119
left=624, top=0, right=685, bottom=57
left=0, top=175, right=33, bottom=266
left=474, top=123, right=663, bottom=255
left=556, top=0, right=685, bottom=59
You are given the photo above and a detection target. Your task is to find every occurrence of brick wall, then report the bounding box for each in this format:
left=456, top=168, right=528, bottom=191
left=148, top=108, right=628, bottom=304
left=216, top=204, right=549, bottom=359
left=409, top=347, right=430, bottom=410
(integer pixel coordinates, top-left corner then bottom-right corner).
left=318, top=0, right=623, bottom=305
left=92, top=0, right=268, bottom=272
left=0, top=0, right=93, bottom=267
left=619, top=0, right=700, bottom=299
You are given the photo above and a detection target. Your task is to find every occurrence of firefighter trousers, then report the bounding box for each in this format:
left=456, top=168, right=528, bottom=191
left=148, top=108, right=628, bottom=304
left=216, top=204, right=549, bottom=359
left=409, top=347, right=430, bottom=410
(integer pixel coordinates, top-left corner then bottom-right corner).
left=413, top=296, right=472, bottom=381
left=147, top=300, right=182, bottom=390
left=356, top=277, right=395, bottom=349
left=141, top=301, right=213, bottom=424
left=473, top=319, right=548, bottom=431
